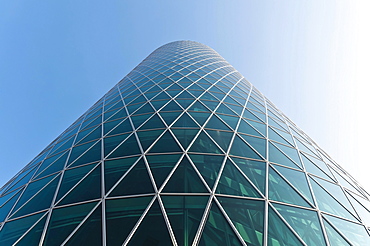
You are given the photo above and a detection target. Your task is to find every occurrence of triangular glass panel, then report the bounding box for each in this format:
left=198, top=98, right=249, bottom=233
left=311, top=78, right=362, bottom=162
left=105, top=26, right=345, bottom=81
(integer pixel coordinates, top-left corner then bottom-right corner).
left=68, top=140, right=101, bottom=168
left=309, top=177, right=357, bottom=221
left=130, top=113, right=151, bottom=129
left=150, top=99, right=168, bottom=111
left=268, top=167, right=311, bottom=207
left=132, top=102, right=154, bottom=115
left=205, top=130, right=233, bottom=152
left=301, top=153, right=334, bottom=181
left=218, top=197, right=264, bottom=245
left=273, top=203, right=326, bottom=245
left=56, top=163, right=97, bottom=201
left=347, top=193, right=370, bottom=226
left=127, top=199, right=173, bottom=246
left=0, top=189, right=22, bottom=221
left=324, top=214, right=370, bottom=246
left=162, top=156, right=208, bottom=193
left=4, top=167, right=37, bottom=193
left=216, top=103, right=237, bottom=116
left=231, top=157, right=266, bottom=195
left=12, top=175, right=60, bottom=218
left=267, top=206, right=304, bottom=246
left=187, top=111, right=210, bottom=127
left=108, top=134, right=141, bottom=158
left=243, top=109, right=263, bottom=123
left=189, top=154, right=224, bottom=190
left=152, top=91, right=171, bottom=101
left=137, top=130, right=163, bottom=152
left=226, top=103, right=244, bottom=116
left=171, top=129, right=199, bottom=150
left=176, top=99, right=194, bottom=109
left=149, top=131, right=182, bottom=153
left=159, top=111, right=182, bottom=126
left=268, top=127, right=293, bottom=147
left=273, top=142, right=302, bottom=167
left=229, top=135, right=262, bottom=160
left=272, top=165, right=314, bottom=205
left=332, top=169, right=362, bottom=195
left=204, top=114, right=231, bottom=131
left=16, top=214, right=47, bottom=246
left=218, top=114, right=239, bottom=129
left=201, top=100, right=219, bottom=112
left=0, top=212, right=44, bottom=246
left=35, top=151, right=69, bottom=179
left=312, top=176, right=356, bottom=216
left=239, top=134, right=266, bottom=158
left=198, top=202, right=243, bottom=246
left=139, top=114, right=166, bottom=130
left=77, top=125, right=102, bottom=145
left=295, top=137, right=318, bottom=157
left=160, top=100, right=182, bottom=112
left=268, top=142, right=300, bottom=169
left=146, top=154, right=181, bottom=188
left=237, top=119, right=263, bottom=137
left=34, top=151, right=66, bottom=177
left=67, top=141, right=96, bottom=166
left=323, top=219, right=351, bottom=246
left=104, top=156, right=139, bottom=193
left=200, top=91, right=218, bottom=101
left=216, top=160, right=261, bottom=198
left=172, top=112, right=198, bottom=128
left=106, top=118, right=132, bottom=136
left=189, top=131, right=223, bottom=154
left=43, top=202, right=97, bottom=245
left=64, top=204, right=102, bottom=245
left=109, top=159, right=154, bottom=196
left=58, top=165, right=101, bottom=206
left=106, top=196, right=153, bottom=246
left=162, top=195, right=208, bottom=246
left=104, top=107, right=127, bottom=122
left=187, top=100, right=210, bottom=112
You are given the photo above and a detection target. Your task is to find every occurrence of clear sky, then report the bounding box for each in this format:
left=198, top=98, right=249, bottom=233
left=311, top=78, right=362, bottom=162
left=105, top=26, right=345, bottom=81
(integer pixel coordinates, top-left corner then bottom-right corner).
left=1, top=1, right=369, bottom=192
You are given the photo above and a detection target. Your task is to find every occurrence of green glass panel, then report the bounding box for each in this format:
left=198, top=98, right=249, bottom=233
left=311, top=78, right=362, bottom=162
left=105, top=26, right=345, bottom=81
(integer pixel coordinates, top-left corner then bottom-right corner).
left=190, top=154, right=224, bottom=189
left=158, top=111, right=181, bottom=125
left=104, top=156, right=139, bottom=192
left=0, top=212, right=44, bottom=245
left=34, top=151, right=66, bottom=177
left=206, top=130, right=233, bottom=152
left=310, top=178, right=357, bottom=221
left=108, top=134, right=141, bottom=158
left=77, top=125, right=102, bottom=145
left=67, top=141, right=96, bottom=165
left=216, top=104, right=237, bottom=116
left=204, top=114, right=231, bottom=131
left=200, top=91, right=218, bottom=101
left=0, top=190, right=22, bottom=221
left=149, top=131, right=182, bottom=153
left=16, top=214, right=47, bottom=246
left=227, top=104, right=244, bottom=116
left=325, top=214, right=370, bottom=246
left=171, top=129, right=199, bottom=149
left=187, top=111, right=210, bottom=126
left=56, top=163, right=96, bottom=201
left=239, top=134, right=266, bottom=158
left=106, top=118, right=132, bottom=136
left=43, top=202, right=97, bottom=246
left=268, top=117, right=286, bottom=131
left=218, top=115, right=239, bottom=129
left=104, top=133, right=129, bottom=156
left=247, top=120, right=266, bottom=136
left=198, top=202, right=243, bottom=246
left=65, top=204, right=102, bottom=245
left=105, top=107, right=127, bottom=121
left=139, top=114, right=166, bottom=130
left=272, top=165, right=314, bottom=204
left=162, top=195, right=208, bottom=246
left=75, top=126, right=96, bottom=143
left=50, top=136, right=74, bottom=155
left=189, top=131, right=223, bottom=154
left=268, top=207, right=304, bottom=246
left=237, top=119, right=263, bottom=137
left=218, top=197, right=264, bottom=245
left=176, top=99, right=194, bottom=109
left=216, top=160, right=261, bottom=198
left=109, top=159, right=154, bottom=196
left=268, top=167, right=311, bottom=207
left=229, top=136, right=262, bottom=160
left=35, top=151, right=69, bottom=179
left=268, top=142, right=299, bottom=169
left=147, top=154, right=181, bottom=188
left=172, top=112, right=198, bottom=128
left=133, top=102, right=154, bottom=115
left=232, top=157, right=266, bottom=195
left=127, top=199, right=173, bottom=246
left=0, top=189, right=19, bottom=207
left=243, top=109, right=263, bottom=123
left=160, top=100, right=182, bottom=112
left=323, top=219, right=351, bottom=246
left=273, top=142, right=302, bottom=168
left=268, top=127, right=292, bottom=147
left=312, top=176, right=356, bottom=216
left=301, top=154, right=334, bottom=181
left=163, top=157, right=208, bottom=193
left=12, top=174, right=57, bottom=213
left=131, top=113, right=151, bottom=129
left=58, top=165, right=101, bottom=206
left=273, top=203, right=325, bottom=245
left=106, top=196, right=152, bottom=246
left=68, top=140, right=101, bottom=168
left=12, top=176, right=60, bottom=218
left=137, top=129, right=163, bottom=151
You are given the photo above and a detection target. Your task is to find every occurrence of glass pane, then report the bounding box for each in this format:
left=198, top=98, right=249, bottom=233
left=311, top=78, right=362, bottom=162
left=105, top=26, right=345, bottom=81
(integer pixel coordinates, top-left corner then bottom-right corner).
left=190, top=154, right=224, bottom=190
left=146, top=154, right=181, bottom=188
left=104, top=156, right=139, bottom=192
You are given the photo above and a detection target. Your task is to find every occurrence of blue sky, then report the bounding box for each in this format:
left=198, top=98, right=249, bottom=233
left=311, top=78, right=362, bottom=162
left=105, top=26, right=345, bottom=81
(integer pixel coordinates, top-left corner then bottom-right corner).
left=1, top=1, right=369, bottom=192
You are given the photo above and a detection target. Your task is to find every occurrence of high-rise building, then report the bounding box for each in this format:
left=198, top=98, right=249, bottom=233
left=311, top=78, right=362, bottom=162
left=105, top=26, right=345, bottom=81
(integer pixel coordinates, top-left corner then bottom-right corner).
left=0, top=41, right=369, bottom=246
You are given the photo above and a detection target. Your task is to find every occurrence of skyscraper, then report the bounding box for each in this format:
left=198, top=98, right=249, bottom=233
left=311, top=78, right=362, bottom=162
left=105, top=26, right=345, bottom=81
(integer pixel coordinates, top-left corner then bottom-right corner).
left=0, top=41, right=369, bottom=245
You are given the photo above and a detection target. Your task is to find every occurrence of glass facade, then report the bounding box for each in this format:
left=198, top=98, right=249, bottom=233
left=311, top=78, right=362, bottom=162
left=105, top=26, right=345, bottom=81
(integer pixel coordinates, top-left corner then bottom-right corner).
left=0, top=41, right=369, bottom=245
